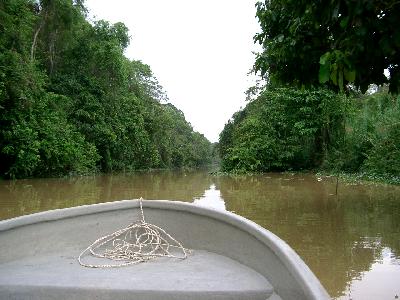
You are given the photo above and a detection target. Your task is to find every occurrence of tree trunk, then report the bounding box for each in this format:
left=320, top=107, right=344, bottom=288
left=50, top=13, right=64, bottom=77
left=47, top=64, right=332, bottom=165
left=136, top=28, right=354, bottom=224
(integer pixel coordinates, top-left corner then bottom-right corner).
left=31, top=21, right=43, bottom=61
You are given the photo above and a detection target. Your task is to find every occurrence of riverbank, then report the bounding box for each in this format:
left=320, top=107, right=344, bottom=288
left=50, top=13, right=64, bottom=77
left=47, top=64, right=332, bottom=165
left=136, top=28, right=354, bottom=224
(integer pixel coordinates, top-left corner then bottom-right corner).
left=317, top=171, right=400, bottom=186
left=211, top=169, right=400, bottom=186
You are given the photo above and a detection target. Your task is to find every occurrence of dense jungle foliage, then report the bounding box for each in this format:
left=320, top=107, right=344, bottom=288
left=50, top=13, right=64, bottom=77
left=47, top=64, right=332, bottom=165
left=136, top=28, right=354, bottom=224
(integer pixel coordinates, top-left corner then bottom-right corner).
left=0, top=0, right=212, bottom=179
left=254, top=0, right=400, bottom=93
left=219, top=0, right=400, bottom=180
left=219, top=87, right=400, bottom=179
left=219, top=88, right=346, bottom=172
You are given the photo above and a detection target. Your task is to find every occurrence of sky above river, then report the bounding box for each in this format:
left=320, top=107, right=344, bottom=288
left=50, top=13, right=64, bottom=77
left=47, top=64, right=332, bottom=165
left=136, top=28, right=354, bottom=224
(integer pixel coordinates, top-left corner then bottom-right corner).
left=85, top=0, right=261, bottom=142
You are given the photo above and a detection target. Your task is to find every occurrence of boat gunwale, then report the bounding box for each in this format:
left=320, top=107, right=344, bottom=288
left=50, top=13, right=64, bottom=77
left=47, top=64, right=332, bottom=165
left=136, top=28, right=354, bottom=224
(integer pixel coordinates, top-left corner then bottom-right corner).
left=0, top=199, right=330, bottom=300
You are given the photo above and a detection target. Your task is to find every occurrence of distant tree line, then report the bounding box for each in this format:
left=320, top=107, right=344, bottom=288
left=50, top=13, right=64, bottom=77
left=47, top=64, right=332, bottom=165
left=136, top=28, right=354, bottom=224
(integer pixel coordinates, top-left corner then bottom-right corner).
left=219, top=0, right=400, bottom=181
left=0, top=0, right=212, bottom=178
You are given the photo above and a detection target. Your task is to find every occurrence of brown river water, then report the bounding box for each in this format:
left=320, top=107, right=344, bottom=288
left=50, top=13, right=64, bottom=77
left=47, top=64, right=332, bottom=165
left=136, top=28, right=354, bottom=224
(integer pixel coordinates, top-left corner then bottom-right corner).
left=0, top=170, right=399, bottom=299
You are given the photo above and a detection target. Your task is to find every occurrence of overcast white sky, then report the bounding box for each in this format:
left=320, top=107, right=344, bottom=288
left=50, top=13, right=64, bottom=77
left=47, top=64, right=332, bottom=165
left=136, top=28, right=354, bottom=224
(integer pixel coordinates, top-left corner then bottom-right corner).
left=85, top=0, right=261, bottom=142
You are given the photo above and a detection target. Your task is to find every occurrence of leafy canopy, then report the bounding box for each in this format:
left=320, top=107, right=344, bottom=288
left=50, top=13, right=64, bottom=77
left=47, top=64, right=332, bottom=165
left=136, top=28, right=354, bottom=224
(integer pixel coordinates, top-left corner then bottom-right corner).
left=254, top=0, right=400, bottom=93
left=0, top=0, right=212, bottom=178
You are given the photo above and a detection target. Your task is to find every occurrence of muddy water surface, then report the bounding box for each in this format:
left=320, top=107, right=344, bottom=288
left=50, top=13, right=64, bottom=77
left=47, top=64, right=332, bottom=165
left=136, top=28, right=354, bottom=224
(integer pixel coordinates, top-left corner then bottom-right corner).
left=1, top=170, right=399, bottom=299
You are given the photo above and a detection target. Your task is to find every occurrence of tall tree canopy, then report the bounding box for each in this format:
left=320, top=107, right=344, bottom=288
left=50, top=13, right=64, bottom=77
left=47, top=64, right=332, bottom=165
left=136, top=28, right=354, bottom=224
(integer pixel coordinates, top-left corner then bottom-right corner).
left=0, top=0, right=212, bottom=178
left=254, top=0, right=400, bottom=93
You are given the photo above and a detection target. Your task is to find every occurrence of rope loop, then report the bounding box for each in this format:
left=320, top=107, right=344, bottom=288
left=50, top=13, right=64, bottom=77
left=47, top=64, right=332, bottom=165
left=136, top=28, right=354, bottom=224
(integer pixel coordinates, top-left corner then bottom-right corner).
left=78, top=198, right=191, bottom=268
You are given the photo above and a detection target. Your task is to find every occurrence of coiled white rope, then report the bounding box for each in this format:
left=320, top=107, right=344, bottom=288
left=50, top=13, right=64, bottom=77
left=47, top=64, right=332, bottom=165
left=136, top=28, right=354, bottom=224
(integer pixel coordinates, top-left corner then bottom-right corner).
left=78, top=198, right=191, bottom=268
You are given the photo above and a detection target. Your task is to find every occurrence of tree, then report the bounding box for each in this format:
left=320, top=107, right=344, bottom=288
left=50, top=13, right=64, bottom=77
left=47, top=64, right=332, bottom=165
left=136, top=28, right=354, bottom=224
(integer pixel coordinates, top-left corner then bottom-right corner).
left=219, top=88, right=346, bottom=172
left=254, top=0, right=400, bottom=93
left=30, top=0, right=86, bottom=75
left=0, top=0, right=99, bottom=178
left=0, top=0, right=212, bottom=178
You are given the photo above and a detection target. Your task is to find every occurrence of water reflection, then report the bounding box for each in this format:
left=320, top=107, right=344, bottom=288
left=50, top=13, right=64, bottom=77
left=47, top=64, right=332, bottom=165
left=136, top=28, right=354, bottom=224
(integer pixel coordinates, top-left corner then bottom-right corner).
left=338, top=247, right=400, bottom=300
left=0, top=170, right=212, bottom=220
left=193, top=184, right=226, bottom=211
left=1, top=171, right=400, bottom=299
left=214, top=173, right=400, bottom=299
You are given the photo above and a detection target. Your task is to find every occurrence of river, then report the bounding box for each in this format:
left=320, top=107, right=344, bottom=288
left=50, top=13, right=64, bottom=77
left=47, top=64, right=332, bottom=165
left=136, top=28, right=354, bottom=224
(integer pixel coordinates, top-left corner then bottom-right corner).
left=1, top=170, right=399, bottom=299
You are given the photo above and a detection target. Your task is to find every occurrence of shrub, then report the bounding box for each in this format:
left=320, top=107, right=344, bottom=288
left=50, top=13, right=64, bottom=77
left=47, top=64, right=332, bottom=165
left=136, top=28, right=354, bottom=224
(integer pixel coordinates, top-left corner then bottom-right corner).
left=219, top=87, right=347, bottom=172
left=324, top=90, right=400, bottom=177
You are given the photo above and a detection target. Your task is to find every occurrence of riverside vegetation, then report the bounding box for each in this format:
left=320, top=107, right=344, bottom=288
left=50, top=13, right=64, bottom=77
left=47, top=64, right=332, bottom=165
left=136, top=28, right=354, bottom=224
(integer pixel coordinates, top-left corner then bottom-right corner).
left=1, top=1, right=399, bottom=182
left=219, top=87, right=400, bottom=183
left=219, top=0, right=400, bottom=183
left=0, top=0, right=212, bottom=179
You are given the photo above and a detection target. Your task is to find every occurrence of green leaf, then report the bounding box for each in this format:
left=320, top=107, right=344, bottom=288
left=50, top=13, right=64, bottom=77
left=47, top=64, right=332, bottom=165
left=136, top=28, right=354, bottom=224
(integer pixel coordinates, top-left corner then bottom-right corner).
left=344, top=69, right=356, bottom=82
left=319, top=63, right=330, bottom=83
left=319, top=52, right=330, bottom=65
left=330, top=67, right=337, bottom=85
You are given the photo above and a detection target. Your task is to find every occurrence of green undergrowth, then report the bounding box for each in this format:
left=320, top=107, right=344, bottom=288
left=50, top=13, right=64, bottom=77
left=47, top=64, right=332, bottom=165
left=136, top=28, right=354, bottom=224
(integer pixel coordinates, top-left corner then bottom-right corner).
left=218, top=87, right=399, bottom=183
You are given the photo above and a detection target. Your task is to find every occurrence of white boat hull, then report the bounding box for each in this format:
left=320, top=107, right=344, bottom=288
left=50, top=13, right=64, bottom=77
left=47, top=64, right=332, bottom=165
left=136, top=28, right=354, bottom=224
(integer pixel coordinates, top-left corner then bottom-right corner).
left=0, top=200, right=329, bottom=300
